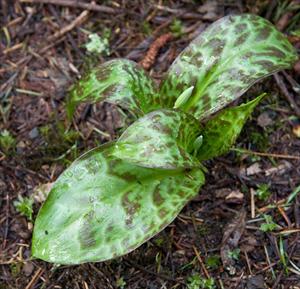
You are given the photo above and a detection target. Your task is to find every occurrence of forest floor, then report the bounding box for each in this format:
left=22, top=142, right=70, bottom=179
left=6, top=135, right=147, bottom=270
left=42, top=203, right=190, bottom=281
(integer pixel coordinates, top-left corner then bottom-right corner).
left=0, top=1, right=300, bottom=288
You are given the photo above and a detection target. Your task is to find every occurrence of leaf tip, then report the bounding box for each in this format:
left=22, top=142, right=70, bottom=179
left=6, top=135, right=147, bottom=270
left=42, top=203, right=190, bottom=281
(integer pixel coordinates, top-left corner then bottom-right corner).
left=174, top=86, right=194, bottom=109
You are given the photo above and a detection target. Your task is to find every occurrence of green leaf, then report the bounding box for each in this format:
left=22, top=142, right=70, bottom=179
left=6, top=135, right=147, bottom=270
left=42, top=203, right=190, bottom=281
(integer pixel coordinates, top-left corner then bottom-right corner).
left=160, top=14, right=297, bottom=119
left=13, top=195, right=34, bottom=221
left=113, top=109, right=202, bottom=169
left=67, top=59, right=161, bottom=118
left=174, top=86, right=194, bottom=109
left=255, top=184, right=271, bottom=201
left=228, top=248, right=240, bottom=261
left=259, top=214, right=278, bottom=232
left=197, top=94, right=265, bottom=161
left=32, top=143, right=205, bottom=264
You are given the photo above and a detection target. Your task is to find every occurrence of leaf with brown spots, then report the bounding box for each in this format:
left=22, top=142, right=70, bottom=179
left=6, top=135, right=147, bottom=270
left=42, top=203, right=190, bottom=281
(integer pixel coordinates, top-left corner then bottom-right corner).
left=113, top=109, right=202, bottom=169
left=160, top=14, right=297, bottom=119
left=197, top=94, right=265, bottom=161
left=67, top=59, right=161, bottom=118
left=31, top=15, right=297, bottom=266
left=32, top=142, right=205, bottom=264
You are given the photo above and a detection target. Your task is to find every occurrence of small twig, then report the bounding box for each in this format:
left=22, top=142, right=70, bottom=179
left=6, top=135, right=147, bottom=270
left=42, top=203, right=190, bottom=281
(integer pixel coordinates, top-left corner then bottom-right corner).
left=146, top=0, right=162, bottom=22
left=218, top=278, right=225, bottom=289
left=48, top=4, right=84, bottom=58
left=258, top=199, right=287, bottom=214
left=274, top=73, right=300, bottom=118
left=276, top=228, right=300, bottom=235
left=83, top=281, right=89, bottom=289
left=255, top=261, right=277, bottom=274
left=263, top=245, right=276, bottom=279
left=38, top=35, right=69, bottom=54
left=152, top=18, right=177, bottom=37
left=139, top=32, right=173, bottom=70
left=244, top=251, right=253, bottom=275
left=250, top=188, right=256, bottom=219
left=24, top=267, right=44, bottom=289
left=193, top=246, right=210, bottom=279
left=271, top=271, right=284, bottom=289
left=282, top=70, right=300, bottom=94
left=295, top=195, right=300, bottom=228
left=0, top=72, right=19, bottom=96
left=3, top=43, right=24, bottom=55
left=2, top=192, right=9, bottom=249
left=47, top=10, right=89, bottom=43
left=231, top=148, right=300, bottom=160
left=19, top=0, right=116, bottom=14
left=277, top=206, right=291, bottom=227
left=154, top=5, right=182, bottom=14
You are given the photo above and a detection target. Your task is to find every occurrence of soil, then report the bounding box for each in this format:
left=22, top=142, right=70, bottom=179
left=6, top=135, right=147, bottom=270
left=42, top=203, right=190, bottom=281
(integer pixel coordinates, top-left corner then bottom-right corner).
left=1, top=1, right=300, bottom=288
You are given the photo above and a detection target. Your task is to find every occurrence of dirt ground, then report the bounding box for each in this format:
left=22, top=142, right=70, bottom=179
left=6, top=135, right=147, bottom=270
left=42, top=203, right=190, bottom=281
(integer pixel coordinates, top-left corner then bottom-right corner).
left=1, top=1, right=300, bottom=288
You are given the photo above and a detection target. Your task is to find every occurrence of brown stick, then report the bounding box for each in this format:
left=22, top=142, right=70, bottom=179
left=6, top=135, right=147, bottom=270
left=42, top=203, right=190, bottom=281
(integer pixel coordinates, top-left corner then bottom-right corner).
left=19, top=0, right=116, bottom=14
left=193, top=246, right=210, bottom=279
left=3, top=43, right=24, bottom=55
left=24, top=267, right=44, bottom=289
left=231, top=148, right=300, bottom=160
left=282, top=71, right=300, bottom=93
left=274, top=73, right=300, bottom=118
left=48, top=4, right=84, bottom=58
left=47, top=9, right=89, bottom=42
left=277, top=206, right=291, bottom=227
left=250, top=188, right=256, bottom=219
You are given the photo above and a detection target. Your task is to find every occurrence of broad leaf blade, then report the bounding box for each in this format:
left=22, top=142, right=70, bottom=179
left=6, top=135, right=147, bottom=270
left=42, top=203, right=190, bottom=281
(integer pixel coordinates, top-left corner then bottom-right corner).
left=113, top=109, right=202, bottom=169
left=32, top=143, right=205, bottom=264
left=160, top=14, right=297, bottom=119
left=197, top=94, right=265, bottom=161
left=67, top=59, right=161, bottom=118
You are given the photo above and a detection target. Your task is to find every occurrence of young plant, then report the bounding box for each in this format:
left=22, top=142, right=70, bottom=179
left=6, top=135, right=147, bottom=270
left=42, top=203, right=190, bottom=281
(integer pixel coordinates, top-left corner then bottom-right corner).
left=85, top=31, right=110, bottom=55
left=187, top=274, right=216, bottom=289
left=14, top=195, right=34, bottom=221
left=227, top=248, right=241, bottom=261
left=260, top=214, right=278, bottom=232
left=0, top=130, right=16, bottom=155
left=256, top=183, right=271, bottom=201
left=32, top=14, right=297, bottom=264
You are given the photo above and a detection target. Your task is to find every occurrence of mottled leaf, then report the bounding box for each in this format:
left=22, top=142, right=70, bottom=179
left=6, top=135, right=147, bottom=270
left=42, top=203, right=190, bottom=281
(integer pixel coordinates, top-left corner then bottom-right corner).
left=113, top=109, right=202, bottom=169
left=197, top=94, right=265, bottom=161
left=67, top=59, right=161, bottom=118
left=160, top=14, right=297, bottom=119
left=32, top=143, right=205, bottom=264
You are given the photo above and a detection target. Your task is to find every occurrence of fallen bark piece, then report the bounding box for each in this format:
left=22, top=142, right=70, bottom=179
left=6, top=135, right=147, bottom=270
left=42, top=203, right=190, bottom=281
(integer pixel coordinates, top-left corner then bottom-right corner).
left=215, top=188, right=244, bottom=204
left=265, top=161, right=292, bottom=176
left=246, top=162, right=262, bottom=176
left=225, top=190, right=244, bottom=203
